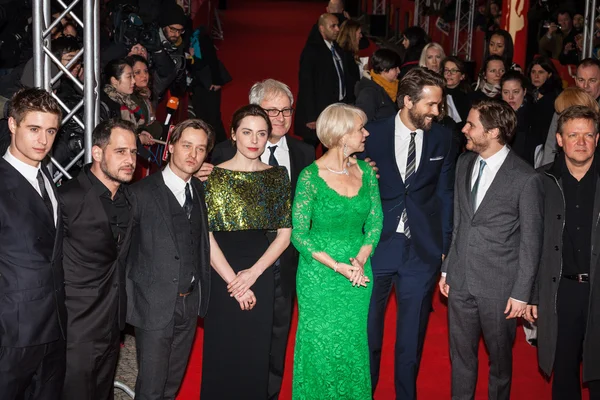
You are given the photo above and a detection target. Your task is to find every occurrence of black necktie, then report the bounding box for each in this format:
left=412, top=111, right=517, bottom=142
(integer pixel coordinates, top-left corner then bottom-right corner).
left=36, top=170, right=54, bottom=218
left=183, top=183, right=193, bottom=219
left=268, top=146, right=279, bottom=167
left=331, top=45, right=346, bottom=98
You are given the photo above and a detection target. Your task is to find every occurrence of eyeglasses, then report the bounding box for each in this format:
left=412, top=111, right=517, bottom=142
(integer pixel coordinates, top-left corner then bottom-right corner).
left=264, top=108, right=294, bottom=117
left=166, top=25, right=185, bottom=35
left=443, top=68, right=461, bottom=75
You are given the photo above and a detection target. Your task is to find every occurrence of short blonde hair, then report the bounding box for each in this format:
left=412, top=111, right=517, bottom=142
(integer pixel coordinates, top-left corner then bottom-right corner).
left=554, top=87, right=600, bottom=114
left=316, top=103, right=367, bottom=148
left=419, top=42, right=445, bottom=70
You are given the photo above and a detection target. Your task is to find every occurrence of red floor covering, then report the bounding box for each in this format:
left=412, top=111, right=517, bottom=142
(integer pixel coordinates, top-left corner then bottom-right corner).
left=176, top=1, right=583, bottom=398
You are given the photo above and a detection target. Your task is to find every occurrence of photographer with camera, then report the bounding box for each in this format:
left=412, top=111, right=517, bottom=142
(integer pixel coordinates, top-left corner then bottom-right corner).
left=150, top=2, right=188, bottom=101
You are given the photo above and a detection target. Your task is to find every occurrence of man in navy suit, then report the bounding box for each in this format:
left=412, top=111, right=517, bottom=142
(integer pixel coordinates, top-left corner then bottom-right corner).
left=364, top=67, right=457, bottom=399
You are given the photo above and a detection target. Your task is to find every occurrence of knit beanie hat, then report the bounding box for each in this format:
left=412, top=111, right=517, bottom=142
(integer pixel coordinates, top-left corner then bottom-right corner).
left=158, top=3, right=187, bottom=27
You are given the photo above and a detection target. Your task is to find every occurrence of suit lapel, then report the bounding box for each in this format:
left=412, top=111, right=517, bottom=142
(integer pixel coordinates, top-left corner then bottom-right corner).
left=411, top=129, right=429, bottom=185
left=151, top=173, right=180, bottom=253
left=5, top=164, right=56, bottom=235
left=474, top=152, right=514, bottom=216
left=390, top=128, right=405, bottom=186
left=118, top=186, right=135, bottom=260
left=287, top=138, right=302, bottom=184
left=45, top=166, right=63, bottom=262
left=465, top=154, right=478, bottom=215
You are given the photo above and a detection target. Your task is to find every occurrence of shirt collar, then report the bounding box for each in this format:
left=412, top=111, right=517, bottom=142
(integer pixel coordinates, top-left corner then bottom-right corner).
left=3, top=147, right=41, bottom=182
left=323, top=39, right=334, bottom=50
left=162, top=164, right=191, bottom=190
left=478, top=145, right=510, bottom=172
left=267, top=135, right=288, bottom=152
left=85, top=165, right=114, bottom=198
left=395, top=113, right=424, bottom=138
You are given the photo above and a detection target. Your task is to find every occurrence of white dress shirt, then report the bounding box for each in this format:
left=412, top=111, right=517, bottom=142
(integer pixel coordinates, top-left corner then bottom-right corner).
left=162, top=164, right=192, bottom=207
left=446, top=95, right=462, bottom=123
left=471, top=145, right=510, bottom=210
left=3, top=148, right=57, bottom=225
left=394, top=114, right=424, bottom=233
left=260, top=135, right=291, bottom=180
left=324, top=39, right=345, bottom=101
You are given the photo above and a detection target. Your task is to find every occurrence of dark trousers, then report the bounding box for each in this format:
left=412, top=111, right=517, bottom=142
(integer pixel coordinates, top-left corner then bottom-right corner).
left=189, top=87, right=227, bottom=144
left=448, top=289, right=517, bottom=400
left=267, top=264, right=294, bottom=400
left=0, top=339, right=66, bottom=400
left=62, top=322, right=121, bottom=400
left=553, top=278, right=600, bottom=400
left=368, top=234, right=439, bottom=400
left=134, top=292, right=199, bottom=400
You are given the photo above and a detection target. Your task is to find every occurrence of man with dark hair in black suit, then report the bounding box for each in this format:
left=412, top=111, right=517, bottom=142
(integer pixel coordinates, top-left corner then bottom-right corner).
left=0, top=88, right=66, bottom=399
left=59, top=118, right=138, bottom=400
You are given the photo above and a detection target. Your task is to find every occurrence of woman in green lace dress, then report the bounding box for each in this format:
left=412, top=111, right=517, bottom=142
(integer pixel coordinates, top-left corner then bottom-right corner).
left=291, top=103, right=383, bottom=399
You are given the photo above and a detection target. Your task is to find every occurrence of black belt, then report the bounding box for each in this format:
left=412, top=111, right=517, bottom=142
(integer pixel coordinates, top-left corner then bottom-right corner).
left=179, top=282, right=195, bottom=297
left=562, top=273, right=589, bottom=283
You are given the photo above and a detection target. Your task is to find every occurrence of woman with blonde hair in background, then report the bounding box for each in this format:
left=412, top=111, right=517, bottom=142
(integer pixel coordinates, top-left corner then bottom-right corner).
left=419, top=42, right=445, bottom=74
left=539, top=86, right=600, bottom=166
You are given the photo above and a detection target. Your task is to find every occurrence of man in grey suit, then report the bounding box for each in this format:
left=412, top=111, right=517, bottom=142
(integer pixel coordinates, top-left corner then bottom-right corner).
left=127, top=119, right=214, bottom=400
left=439, top=98, right=544, bottom=400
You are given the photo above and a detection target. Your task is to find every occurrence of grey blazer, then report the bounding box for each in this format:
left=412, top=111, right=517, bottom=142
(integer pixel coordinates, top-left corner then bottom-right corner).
left=441, top=150, right=544, bottom=302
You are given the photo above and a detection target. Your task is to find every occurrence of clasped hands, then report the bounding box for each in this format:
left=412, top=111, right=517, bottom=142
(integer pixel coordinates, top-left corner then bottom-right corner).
left=337, top=257, right=370, bottom=287
left=228, top=268, right=260, bottom=311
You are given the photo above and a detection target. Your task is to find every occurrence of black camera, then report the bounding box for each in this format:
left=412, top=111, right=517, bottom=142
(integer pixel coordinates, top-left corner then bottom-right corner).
left=112, top=4, right=161, bottom=51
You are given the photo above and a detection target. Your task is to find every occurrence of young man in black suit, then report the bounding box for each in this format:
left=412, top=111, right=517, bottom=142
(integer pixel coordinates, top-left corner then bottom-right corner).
left=0, top=88, right=66, bottom=399
left=127, top=119, right=214, bottom=399
left=208, top=79, right=314, bottom=400
left=59, top=119, right=138, bottom=400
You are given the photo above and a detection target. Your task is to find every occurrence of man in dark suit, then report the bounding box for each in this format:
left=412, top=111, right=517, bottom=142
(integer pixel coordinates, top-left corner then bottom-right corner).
left=363, top=67, right=457, bottom=400
left=127, top=119, right=213, bottom=400
left=440, top=99, right=544, bottom=400
left=305, top=0, right=369, bottom=49
left=0, top=88, right=66, bottom=399
left=295, top=13, right=356, bottom=148
left=59, top=119, right=138, bottom=400
left=210, top=79, right=314, bottom=400
left=531, top=105, right=600, bottom=399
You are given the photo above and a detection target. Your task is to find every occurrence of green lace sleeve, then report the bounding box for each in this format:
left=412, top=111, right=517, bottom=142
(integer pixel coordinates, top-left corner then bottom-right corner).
left=291, top=165, right=320, bottom=262
left=361, top=161, right=383, bottom=253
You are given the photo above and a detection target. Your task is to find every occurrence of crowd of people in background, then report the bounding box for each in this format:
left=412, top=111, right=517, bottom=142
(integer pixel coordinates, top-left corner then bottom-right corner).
left=2, top=0, right=600, bottom=399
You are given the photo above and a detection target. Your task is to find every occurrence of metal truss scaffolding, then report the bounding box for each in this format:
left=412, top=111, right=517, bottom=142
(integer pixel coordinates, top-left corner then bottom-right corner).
left=453, top=0, right=476, bottom=60
left=583, top=0, right=598, bottom=59
left=414, top=0, right=431, bottom=35
left=32, top=0, right=100, bottom=182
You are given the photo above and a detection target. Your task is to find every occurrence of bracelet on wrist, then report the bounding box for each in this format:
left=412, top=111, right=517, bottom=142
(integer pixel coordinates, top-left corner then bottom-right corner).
left=333, top=261, right=339, bottom=273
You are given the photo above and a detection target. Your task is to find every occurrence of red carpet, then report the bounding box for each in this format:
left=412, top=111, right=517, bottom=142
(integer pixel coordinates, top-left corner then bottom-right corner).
left=176, top=1, right=582, bottom=398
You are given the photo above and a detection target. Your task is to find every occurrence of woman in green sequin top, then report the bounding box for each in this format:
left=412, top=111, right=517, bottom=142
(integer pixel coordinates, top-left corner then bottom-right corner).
left=291, top=103, right=383, bottom=399
left=201, top=105, right=292, bottom=399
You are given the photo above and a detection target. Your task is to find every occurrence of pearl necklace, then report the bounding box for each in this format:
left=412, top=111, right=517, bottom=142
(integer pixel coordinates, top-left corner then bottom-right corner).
left=326, top=160, right=352, bottom=176
left=326, top=166, right=349, bottom=175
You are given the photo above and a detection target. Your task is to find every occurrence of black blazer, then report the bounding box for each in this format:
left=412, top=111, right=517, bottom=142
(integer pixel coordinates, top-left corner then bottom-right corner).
left=58, top=166, right=134, bottom=343
left=295, top=39, right=356, bottom=142
left=126, top=172, right=211, bottom=330
left=210, top=136, right=315, bottom=296
left=0, top=158, right=66, bottom=347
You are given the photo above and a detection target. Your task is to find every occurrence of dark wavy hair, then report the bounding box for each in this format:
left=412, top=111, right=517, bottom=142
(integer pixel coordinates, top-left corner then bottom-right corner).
left=230, top=104, right=272, bottom=136
left=169, top=118, right=216, bottom=152
left=500, top=70, right=529, bottom=90
left=402, top=26, right=430, bottom=64
left=486, top=29, right=514, bottom=67
left=441, top=56, right=471, bottom=93
left=471, top=98, right=517, bottom=145
left=397, top=67, right=445, bottom=109
left=526, top=56, right=562, bottom=93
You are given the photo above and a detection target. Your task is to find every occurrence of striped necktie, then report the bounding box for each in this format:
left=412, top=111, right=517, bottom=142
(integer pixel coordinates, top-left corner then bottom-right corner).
left=471, top=160, right=486, bottom=212
left=401, top=132, right=417, bottom=238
